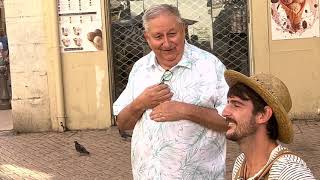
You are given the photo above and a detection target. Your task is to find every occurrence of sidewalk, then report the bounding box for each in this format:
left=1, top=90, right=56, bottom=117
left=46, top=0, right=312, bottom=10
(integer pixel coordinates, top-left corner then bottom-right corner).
left=0, top=110, right=12, bottom=131
left=0, top=120, right=319, bottom=179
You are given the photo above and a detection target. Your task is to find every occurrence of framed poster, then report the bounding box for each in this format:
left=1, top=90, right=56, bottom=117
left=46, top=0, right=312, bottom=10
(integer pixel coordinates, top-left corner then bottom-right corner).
left=58, top=0, right=103, bottom=52
left=271, top=0, right=319, bottom=40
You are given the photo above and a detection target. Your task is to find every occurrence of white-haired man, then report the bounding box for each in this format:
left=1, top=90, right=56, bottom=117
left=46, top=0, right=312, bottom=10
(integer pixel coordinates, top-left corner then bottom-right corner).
left=113, top=4, right=229, bottom=179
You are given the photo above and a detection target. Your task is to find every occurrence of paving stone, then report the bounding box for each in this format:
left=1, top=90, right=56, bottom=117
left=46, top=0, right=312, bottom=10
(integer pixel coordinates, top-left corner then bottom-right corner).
left=0, top=120, right=319, bottom=179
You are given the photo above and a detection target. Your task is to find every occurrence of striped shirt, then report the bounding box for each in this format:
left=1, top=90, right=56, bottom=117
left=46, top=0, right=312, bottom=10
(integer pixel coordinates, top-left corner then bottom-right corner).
left=232, top=144, right=315, bottom=180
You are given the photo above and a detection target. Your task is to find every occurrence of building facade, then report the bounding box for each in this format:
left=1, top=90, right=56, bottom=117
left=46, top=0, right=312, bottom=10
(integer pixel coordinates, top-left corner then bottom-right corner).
left=3, top=0, right=320, bottom=132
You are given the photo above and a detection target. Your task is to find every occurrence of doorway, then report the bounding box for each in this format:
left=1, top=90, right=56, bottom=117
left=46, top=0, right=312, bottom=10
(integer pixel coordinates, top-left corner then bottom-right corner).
left=0, top=0, right=12, bottom=131
left=108, top=0, right=250, bottom=101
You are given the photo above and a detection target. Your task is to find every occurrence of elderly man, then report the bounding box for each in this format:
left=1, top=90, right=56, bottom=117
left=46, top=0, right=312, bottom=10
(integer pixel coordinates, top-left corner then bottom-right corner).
left=113, top=4, right=229, bottom=179
left=223, top=70, right=315, bottom=179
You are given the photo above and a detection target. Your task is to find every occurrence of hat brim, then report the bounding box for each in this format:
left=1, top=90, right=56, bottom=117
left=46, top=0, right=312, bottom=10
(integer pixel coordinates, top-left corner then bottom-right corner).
left=224, top=70, right=293, bottom=144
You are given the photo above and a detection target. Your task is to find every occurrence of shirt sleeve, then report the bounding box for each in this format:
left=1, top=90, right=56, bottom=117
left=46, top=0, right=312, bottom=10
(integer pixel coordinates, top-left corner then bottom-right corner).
left=191, top=50, right=229, bottom=114
left=270, top=155, right=316, bottom=180
left=213, top=59, right=229, bottom=116
left=112, top=63, right=137, bottom=116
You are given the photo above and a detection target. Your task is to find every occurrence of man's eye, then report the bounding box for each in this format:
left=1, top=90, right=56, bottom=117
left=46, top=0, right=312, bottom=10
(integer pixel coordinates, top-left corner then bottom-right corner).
left=230, top=102, right=240, bottom=108
left=168, top=33, right=176, bottom=37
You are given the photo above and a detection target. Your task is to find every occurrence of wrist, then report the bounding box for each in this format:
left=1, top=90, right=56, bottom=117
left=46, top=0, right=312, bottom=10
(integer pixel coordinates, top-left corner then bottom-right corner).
left=175, top=101, right=189, bottom=120
left=131, top=97, right=146, bottom=113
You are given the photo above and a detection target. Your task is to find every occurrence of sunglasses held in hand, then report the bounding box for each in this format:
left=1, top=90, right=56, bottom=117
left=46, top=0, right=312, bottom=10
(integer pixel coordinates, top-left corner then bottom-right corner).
left=160, top=70, right=173, bottom=84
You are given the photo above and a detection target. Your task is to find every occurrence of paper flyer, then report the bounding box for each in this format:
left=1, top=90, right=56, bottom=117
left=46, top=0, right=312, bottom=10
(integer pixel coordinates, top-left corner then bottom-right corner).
left=58, top=0, right=103, bottom=52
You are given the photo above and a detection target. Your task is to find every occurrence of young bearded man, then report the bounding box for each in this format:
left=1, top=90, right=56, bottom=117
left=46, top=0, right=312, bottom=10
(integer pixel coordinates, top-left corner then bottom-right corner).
left=223, top=70, right=315, bottom=180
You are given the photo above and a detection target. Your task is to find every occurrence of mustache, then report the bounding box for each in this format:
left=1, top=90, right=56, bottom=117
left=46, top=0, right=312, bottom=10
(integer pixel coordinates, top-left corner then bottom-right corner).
left=226, top=117, right=236, bottom=124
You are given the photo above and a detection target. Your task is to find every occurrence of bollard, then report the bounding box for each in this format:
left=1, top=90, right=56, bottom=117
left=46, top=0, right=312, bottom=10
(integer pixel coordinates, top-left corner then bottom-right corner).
left=0, top=64, right=11, bottom=110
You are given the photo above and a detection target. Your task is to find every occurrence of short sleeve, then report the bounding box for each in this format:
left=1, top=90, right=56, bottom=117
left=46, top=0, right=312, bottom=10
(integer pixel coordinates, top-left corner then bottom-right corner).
left=112, top=63, right=137, bottom=115
left=269, top=155, right=316, bottom=180
left=213, top=60, right=229, bottom=116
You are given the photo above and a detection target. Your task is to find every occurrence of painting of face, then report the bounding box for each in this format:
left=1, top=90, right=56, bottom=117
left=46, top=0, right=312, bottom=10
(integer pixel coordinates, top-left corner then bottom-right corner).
left=144, top=13, right=185, bottom=70
left=222, top=96, right=258, bottom=142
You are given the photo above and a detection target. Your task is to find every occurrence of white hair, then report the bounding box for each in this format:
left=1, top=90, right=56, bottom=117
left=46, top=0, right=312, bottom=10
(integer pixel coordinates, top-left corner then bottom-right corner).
left=142, top=4, right=183, bottom=32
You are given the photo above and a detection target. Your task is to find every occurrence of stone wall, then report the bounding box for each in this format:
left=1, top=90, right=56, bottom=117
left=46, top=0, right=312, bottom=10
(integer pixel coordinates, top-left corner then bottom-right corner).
left=4, top=0, right=51, bottom=132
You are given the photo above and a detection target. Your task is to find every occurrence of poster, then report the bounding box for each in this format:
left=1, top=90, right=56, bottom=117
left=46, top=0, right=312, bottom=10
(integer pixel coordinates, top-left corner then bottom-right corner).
left=58, top=0, right=103, bottom=52
left=271, top=0, right=319, bottom=40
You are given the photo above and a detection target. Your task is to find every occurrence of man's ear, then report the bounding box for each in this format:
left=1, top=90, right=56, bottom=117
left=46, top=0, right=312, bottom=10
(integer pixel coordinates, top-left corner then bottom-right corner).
left=144, top=31, right=149, bottom=42
left=180, top=23, right=186, bottom=34
left=256, top=106, right=273, bottom=124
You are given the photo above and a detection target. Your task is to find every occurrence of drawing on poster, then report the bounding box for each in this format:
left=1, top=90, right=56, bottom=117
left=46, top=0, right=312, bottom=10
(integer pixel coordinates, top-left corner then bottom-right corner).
left=271, top=0, right=319, bottom=40
left=58, top=0, right=103, bottom=52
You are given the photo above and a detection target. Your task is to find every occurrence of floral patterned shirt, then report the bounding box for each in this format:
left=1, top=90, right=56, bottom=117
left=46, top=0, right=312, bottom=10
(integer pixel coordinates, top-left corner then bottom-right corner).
left=113, top=42, right=229, bottom=180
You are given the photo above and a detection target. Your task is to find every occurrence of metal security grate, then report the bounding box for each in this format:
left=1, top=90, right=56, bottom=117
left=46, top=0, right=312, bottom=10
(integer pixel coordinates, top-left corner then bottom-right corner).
left=109, top=0, right=249, bottom=100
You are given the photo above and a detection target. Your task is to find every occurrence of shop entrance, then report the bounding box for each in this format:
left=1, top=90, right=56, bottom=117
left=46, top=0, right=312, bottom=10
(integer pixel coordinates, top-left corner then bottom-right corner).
left=0, top=0, right=12, bottom=130
left=108, top=0, right=250, bottom=101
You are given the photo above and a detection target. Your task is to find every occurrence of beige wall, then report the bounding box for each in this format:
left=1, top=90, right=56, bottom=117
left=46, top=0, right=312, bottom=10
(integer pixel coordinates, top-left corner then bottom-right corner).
left=5, top=0, right=319, bottom=132
left=62, top=52, right=112, bottom=130
left=250, top=1, right=320, bottom=119
left=5, top=0, right=52, bottom=132
left=59, top=0, right=112, bottom=130
left=5, top=0, right=112, bottom=132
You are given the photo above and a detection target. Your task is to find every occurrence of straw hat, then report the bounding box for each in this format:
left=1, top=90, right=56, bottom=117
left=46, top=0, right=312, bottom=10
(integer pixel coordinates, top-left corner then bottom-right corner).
left=224, top=70, right=293, bottom=144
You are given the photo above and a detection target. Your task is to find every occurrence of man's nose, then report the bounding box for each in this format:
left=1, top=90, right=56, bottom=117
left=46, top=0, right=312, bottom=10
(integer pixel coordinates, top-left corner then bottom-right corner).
left=162, top=36, right=170, bottom=47
left=222, top=105, right=230, bottom=118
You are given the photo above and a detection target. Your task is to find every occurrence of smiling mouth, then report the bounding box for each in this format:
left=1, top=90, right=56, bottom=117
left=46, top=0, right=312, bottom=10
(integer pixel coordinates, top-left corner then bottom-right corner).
left=228, top=122, right=236, bottom=128
left=162, top=48, right=174, bottom=51
left=226, top=118, right=237, bottom=127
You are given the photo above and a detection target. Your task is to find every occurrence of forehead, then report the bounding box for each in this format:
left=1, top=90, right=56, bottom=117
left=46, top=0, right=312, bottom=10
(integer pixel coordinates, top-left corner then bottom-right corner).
left=228, top=95, right=245, bottom=101
left=147, top=14, right=182, bottom=32
left=228, top=96, right=253, bottom=106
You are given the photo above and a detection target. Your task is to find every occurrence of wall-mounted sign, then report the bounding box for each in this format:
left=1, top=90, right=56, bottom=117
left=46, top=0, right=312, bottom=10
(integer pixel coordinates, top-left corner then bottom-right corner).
left=271, top=0, right=319, bottom=40
left=58, top=0, right=103, bottom=52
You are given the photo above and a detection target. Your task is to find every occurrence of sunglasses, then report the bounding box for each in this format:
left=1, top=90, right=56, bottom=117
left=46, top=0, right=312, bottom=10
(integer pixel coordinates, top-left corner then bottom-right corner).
left=160, top=70, right=173, bottom=84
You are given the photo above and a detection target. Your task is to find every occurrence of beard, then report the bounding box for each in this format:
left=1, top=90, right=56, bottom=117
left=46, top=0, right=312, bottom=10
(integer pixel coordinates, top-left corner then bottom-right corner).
left=226, top=116, right=257, bottom=142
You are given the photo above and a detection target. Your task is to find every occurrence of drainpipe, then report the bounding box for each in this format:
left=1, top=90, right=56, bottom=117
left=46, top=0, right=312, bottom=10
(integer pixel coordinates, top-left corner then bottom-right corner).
left=46, top=0, right=66, bottom=132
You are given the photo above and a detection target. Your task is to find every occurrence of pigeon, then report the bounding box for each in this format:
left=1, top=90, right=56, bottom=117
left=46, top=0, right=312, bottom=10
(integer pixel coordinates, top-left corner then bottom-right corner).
left=74, top=141, right=90, bottom=156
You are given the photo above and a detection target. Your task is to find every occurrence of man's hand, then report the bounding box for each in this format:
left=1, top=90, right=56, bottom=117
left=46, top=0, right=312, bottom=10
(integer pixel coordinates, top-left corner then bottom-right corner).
left=150, top=101, right=183, bottom=122
left=115, top=83, right=173, bottom=131
left=150, top=101, right=228, bottom=132
left=136, top=83, right=173, bottom=110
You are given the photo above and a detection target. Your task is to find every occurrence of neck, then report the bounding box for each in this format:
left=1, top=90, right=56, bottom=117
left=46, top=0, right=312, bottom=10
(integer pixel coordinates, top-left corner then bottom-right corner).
left=239, top=134, right=278, bottom=177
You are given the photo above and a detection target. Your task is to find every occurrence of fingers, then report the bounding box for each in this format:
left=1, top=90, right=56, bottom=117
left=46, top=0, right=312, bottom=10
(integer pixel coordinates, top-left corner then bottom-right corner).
left=149, top=111, right=165, bottom=122
left=149, top=111, right=161, bottom=120
left=147, top=83, right=161, bottom=89
left=150, top=101, right=170, bottom=115
left=147, top=83, right=167, bottom=89
left=153, top=83, right=170, bottom=91
left=149, top=84, right=172, bottom=101
left=156, top=84, right=172, bottom=96
left=140, top=83, right=173, bottom=109
left=157, top=92, right=173, bottom=103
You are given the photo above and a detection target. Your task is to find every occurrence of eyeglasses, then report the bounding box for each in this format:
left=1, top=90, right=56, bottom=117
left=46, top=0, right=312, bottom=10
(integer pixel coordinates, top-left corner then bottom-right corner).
left=160, top=70, right=173, bottom=84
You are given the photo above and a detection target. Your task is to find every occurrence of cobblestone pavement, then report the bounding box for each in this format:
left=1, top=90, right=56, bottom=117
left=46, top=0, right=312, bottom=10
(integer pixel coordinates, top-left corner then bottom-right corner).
left=0, top=120, right=319, bottom=180
left=0, top=110, right=12, bottom=131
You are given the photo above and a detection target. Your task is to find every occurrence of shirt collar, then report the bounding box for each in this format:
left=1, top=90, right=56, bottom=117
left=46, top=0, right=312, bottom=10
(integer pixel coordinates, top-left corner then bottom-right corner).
left=145, top=41, right=193, bottom=70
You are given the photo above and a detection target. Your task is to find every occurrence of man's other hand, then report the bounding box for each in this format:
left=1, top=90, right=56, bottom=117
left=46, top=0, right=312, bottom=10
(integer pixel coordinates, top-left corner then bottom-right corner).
left=150, top=101, right=183, bottom=122
left=136, top=83, right=173, bottom=110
